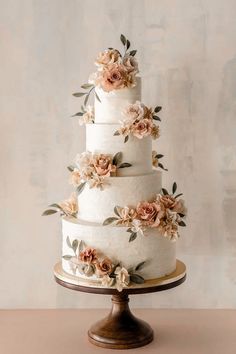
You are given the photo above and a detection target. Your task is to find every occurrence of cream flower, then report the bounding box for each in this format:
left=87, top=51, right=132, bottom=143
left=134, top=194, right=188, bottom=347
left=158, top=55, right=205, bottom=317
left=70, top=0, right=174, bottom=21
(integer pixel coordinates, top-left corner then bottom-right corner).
left=59, top=194, right=78, bottom=217
left=116, top=206, right=137, bottom=226
left=95, top=49, right=121, bottom=67
left=123, top=55, right=139, bottom=74
left=131, top=219, right=144, bottom=237
left=69, top=168, right=81, bottom=187
left=79, top=105, right=94, bottom=126
left=132, top=119, right=153, bottom=139
left=95, top=258, right=113, bottom=276
left=115, top=266, right=130, bottom=292
left=123, top=101, right=145, bottom=122
left=88, top=175, right=109, bottom=190
left=158, top=210, right=180, bottom=241
left=102, top=274, right=115, bottom=287
left=151, top=125, right=160, bottom=139
left=92, top=154, right=116, bottom=177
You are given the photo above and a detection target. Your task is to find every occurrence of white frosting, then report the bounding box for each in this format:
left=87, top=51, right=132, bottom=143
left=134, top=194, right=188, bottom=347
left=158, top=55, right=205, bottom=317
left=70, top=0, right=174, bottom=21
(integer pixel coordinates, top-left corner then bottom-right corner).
left=94, top=77, right=141, bottom=123
left=78, top=171, right=162, bottom=223
left=86, top=124, right=152, bottom=176
left=62, top=217, right=176, bottom=280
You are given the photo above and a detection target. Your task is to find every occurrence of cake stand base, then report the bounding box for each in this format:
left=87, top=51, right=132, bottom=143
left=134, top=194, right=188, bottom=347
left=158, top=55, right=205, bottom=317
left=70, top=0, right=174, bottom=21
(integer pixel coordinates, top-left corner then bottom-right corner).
left=88, top=292, right=153, bottom=349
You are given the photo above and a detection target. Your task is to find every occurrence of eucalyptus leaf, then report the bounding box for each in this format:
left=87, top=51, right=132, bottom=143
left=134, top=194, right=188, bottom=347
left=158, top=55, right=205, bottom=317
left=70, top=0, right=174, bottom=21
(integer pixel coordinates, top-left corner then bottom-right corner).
left=172, top=182, right=177, bottom=194
left=48, top=203, right=62, bottom=210
left=42, top=209, right=58, bottom=216
left=95, top=91, right=101, bottom=103
left=72, top=239, right=78, bottom=253
left=129, top=50, right=137, bottom=56
left=81, top=83, right=94, bottom=89
left=114, top=130, right=120, bottom=136
left=114, top=206, right=121, bottom=217
left=153, top=116, right=161, bottom=121
left=175, top=193, right=183, bottom=199
left=124, top=135, right=129, bottom=143
left=129, top=232, right=137, bottom=242
left=62, top=255, right=72, bottom=260
left=135, top=261, right=146, bottom=271
left=178, top=213, right=185, bottom=218
left=130, top=274, right=145, bottom=284
left=73, top=92, right=86, bottom=97
left=112, top=152, right=122, bottom=166
left=120, top=34, right=126, bottom=46
left=126, top=228, right=133, bottom=233
left=158, top=162, right=168, bottom=171
left=66, top=236, right=72, bottom=249
left=67, top=165, right=74, bottom=172
left=178, top=220, right=186, bottom=227
left=118, top=162, right=132, bottom=169
left=84, top=94, right=89, bottom=107
left=76, top=182, right=86, bottom=195
left=126, top=39, right=130, bottom=50
left=162, top=188, right=169, bottom=195
left=79, top=240, right=84, bottom=253
left=103, top=217, right=119, bottom=226
left=154, top=106, right=162, bottom=113
left=156, top=154, right=164, bottom=158
left=71, top=112, right=83, bottom=117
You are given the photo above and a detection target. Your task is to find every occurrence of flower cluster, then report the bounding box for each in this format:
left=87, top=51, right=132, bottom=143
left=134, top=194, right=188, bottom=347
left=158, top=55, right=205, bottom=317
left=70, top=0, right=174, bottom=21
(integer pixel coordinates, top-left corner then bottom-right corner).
left=68, top=151, right=131, bottom=192
left=63, top=238, right=146, bottom=292
left=78, top=105, right=94, bottom=125
left=103, top=182, right=187, bottom=242
left=114, top=101, right=161, bottom=143
left=42, top=193, right=78, bottom=218
left=88, top=34, right=139, bottom=92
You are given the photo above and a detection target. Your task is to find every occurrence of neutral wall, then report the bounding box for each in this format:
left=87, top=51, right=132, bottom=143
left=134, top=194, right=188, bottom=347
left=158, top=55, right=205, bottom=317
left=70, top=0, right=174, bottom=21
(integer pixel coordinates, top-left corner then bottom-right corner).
left=0, top=0, right=236, bottom=308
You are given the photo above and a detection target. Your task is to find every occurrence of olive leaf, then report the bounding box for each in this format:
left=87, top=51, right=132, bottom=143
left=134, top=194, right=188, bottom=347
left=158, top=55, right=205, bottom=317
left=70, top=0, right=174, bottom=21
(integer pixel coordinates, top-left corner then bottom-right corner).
left=135, top=261, right=146, bottom=271
left=95, top=91, right=101, bottom=103
left=162, top=188, right=169, bottom=195
left=178, top=220, right=186, bottom=227
left=130, top=274, right=145, bottom=284
left=103, top=217, right=119, bottom=226
left=120, top=34, right=127, bottom=46
left=154, top=106, right=162, bottom=113
left=126, top=39, right=130, bottom=50
left=67, top=165, right=75, bottom=172
left=124, top=135, right=129, bottom=143
left=81, top=83, right=94, bottom=89
left=126, top=228, right=133, bottom=233
left=73, top=92, right=87, bottom=97
left=79, top=240, right=85, bottom=253
left=172, top=182, right=177, bottom=194
left=62, top=255, right=72, bottom=260
left=114, top=206, right=121, bottom=217
left=114, top=130, right=120, bottom=136
left=66, top=236, right=72, bottom=249
left=84, top=94, right=89, bottom=107
left=71, top=112, right=83, bottom=117
left=178, top=213, right=185, bottom=218
left=76, top=182, right=86, bottom=195
left=118, top=162, right=132, bottom=169
left=158, top=162, right=168, bottom=171
left=156, top=154, right=164, bottom=159
left=153, top=116, right=161, bottom=121
left=42, top=209, right=58, bottom=216
left=48, top=203, right=62, bottom=210
left=129, top=232, right=137, bottom=242
left=112, top=152, right=122, bottom=166
left=72, top=239, right=78, bottom=253
left=129, top=50, right=137, bottom=56
left=175, top=193, right=183, bottom=199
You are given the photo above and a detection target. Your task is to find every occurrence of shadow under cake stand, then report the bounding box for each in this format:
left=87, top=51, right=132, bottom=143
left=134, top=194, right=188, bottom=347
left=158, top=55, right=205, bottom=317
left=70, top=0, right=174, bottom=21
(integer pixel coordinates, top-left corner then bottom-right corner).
left=54, top=259, right=186, bottom=350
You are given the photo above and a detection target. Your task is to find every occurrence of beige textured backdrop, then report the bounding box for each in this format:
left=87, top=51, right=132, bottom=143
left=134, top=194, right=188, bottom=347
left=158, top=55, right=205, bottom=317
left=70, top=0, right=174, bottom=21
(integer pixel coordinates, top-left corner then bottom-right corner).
left=0, top=0, right=236, bottom=309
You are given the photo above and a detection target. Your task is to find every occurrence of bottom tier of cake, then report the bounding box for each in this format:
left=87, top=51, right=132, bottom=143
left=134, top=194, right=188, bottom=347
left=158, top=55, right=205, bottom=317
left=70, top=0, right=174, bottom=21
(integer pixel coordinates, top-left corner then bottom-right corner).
left=61, top=217, right=176, bottom=289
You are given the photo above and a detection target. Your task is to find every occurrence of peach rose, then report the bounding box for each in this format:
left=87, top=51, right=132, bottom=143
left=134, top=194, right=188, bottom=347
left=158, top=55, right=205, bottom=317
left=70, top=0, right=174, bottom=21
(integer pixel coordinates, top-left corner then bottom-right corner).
left=136, top=201, right=161, bottom=227
left=95, top=258, right=113, bottom=276
left=123, top=55, right=139, bottom=74
left=59, top=194, right=78, bottom=216
left=98, top=63, right=128, bottom=92
left=95, top=49, right=121, bottom=67
left=151, top=125, right=160, bottom=139
left=158, top=210, right=179, bottom=240
left=69, top=168, right=81, bottom=187
left=79, top=248, right=97, bottom=264
left=159, top=194, right=177, bottom=209
left=132, top=118, right=153, bottom=139
left=92, top=154, right=116, bottom=177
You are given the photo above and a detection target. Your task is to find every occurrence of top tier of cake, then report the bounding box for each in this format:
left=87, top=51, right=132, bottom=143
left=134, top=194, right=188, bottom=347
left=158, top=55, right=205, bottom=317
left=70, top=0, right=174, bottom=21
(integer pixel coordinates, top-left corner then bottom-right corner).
left=94, top=77, right=141, bottom=124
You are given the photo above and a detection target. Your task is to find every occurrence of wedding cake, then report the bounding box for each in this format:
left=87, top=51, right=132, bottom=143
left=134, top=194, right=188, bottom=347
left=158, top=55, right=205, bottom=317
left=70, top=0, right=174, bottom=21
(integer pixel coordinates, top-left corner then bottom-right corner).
left=43, top=35, right=186, bottom=292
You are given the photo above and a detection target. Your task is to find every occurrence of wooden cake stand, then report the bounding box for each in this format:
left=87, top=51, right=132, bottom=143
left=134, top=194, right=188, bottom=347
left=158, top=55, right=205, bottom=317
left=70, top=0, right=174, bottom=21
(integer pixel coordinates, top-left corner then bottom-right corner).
left=54, top=259, right=186, bottom=350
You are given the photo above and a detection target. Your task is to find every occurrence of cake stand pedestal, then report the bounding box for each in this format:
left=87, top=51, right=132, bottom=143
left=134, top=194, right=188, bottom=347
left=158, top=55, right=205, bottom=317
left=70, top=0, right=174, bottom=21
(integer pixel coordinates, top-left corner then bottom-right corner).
left=54, top=259, right=186, bottom=350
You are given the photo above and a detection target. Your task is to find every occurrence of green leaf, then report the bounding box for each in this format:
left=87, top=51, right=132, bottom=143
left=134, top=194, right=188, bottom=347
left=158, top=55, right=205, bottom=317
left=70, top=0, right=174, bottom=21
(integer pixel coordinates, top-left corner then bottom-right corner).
left=162, top=188, right=169, bottom=195
left=108, top=47, right=114, bottom=50
left=42, top=209, right=58, bottom=216
left=118, top=162, right=132, bottom=169
left=48, top=203, right=62, bottom=210
left=114, top=130, right=120, bottom=136
left=84, top=94, right=89, bottom=106
left=158, top=163, right=168, bottom=171
left=135, top=261, right=146, bottom=271
left=129, top=50, right=137, bottom=56
left=156, top=154, right=164, bottom=159
left=153, top=116, right=161, bottom=121
left=178, top=213, right=185, bottom=218
left=175, top=193, right=183, bottom=199
left=124, top=135, right=129, bottom=143
left=81, top=83, right=94, bottom=89
left=130, top=274, right=145, bottom=284
left=120, top=34, right=126, bottom=46
left=114, top=206, right=121, bottom=217
left=66, top=236, right=72, bottom=249
left=126, top=228, right=132, bottom=233
left=67, top=165, right=74, bottom=172
left=71, top=112, right=83, bottom=117
left=95, top=91, right=101, bottom=103
left=126, top=39, right=130, bottom=50
left=72, top=239, right=78, bottom=253
left=172, top=182, right=177, bottom=194
left=154, top=106, right=162, bottom=113
left=62, top=255, right=72, bottom=260
left=81, top=105, right=85, bottom=112
left=129, top=232, right=137, bottom=242
left=112, top=152, right=122, bottom=166
left=178, top=220, right=186, bottom=227
left=79, top=240, right=84, bottom=253
left=72, top=92, right=86, bottom=97
left=103, top=217, right=119, bottom=226
left=76, top=182, right=86, bottom=195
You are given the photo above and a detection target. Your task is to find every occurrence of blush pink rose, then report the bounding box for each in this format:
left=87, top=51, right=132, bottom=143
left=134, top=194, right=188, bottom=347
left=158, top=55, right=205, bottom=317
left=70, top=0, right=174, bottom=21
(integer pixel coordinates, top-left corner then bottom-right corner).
left=95, top=258, right=113, bottom=276
left=132, top=119, right=153, bottom=139
left=136, top=201, right=161, bottom=227
left=92, top=154, right=116, bottom=177
left=80, top=248, right=97, bottom=264
left=99, top=63, right=128, bottom=92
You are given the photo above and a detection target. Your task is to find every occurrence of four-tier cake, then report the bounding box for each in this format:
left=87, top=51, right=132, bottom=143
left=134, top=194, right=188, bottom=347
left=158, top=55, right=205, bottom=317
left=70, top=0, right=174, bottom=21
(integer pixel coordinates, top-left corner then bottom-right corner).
left=43, top=35, right=187, bottom=292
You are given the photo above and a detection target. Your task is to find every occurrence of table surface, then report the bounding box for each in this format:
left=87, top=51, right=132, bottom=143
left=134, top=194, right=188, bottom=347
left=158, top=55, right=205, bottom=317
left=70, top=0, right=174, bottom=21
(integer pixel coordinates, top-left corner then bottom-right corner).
left=0, top=309, right=236, bottom=354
